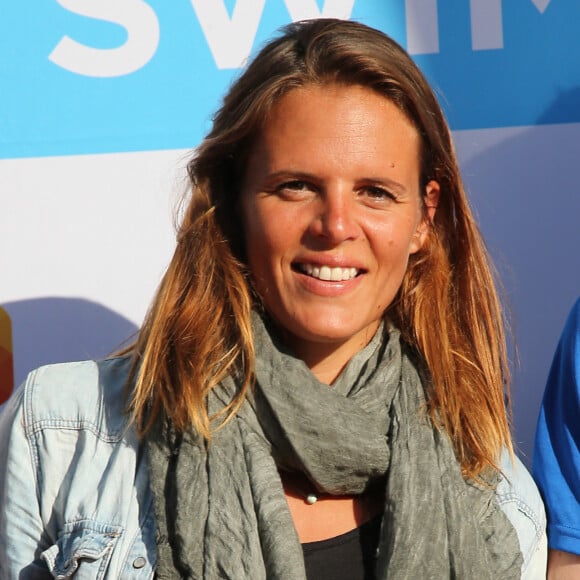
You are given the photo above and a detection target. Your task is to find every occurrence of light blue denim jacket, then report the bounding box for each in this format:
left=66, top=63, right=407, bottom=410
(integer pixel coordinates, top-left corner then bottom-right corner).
left=0, top=357, right=547, bottom=579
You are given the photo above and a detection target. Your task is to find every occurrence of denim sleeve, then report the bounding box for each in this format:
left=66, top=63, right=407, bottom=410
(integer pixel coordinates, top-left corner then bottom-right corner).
left=533, top=298, right=580, bottom=555
left=498, top=450, right=547, bottom=579
left=0, top=379, right=52, bottom=579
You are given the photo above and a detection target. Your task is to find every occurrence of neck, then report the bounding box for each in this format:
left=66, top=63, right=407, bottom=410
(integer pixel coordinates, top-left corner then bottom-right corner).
left=287, top=326, right=381, bottom=385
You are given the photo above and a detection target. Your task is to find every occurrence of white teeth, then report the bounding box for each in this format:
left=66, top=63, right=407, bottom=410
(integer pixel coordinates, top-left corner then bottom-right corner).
left=299, top=264, right=358, bottom=281
left=320, top=266, right=332, bottom=280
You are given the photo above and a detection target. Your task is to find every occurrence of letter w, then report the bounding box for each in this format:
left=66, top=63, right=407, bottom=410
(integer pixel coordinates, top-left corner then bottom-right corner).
left=190, top=0, right=266, bottom=69
left=284, top=0, right=355, bottom=20
left=192, top=0, right=356, bottom=70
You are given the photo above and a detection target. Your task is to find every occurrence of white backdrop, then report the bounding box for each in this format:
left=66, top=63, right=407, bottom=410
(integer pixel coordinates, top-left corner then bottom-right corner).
left=2, top=1, right=580, bottom=465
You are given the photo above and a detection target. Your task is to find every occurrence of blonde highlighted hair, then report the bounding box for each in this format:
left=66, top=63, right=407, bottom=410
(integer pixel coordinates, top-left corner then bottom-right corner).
left=127, top=19, right=512, bottom=478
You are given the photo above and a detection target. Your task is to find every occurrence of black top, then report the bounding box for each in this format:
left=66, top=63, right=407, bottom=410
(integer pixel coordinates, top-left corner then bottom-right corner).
left=302, top=515, right=382, bottom=580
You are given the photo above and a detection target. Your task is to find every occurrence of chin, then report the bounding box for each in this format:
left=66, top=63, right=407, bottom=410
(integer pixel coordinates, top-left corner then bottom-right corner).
left=285, top=316, right=380, bottom=347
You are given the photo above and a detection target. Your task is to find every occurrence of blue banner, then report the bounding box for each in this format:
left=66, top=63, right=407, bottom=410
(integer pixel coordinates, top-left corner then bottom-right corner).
left=1, top=0, right=578, bottom=158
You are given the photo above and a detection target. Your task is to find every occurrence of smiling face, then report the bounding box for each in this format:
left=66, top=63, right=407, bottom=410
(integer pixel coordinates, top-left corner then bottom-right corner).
left=240, top=83, right=439, bottom=376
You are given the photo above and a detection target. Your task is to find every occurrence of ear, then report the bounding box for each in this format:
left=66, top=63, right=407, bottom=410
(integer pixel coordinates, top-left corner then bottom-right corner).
left=424, top=180, right=440, bottom=223
left=410, top=180, right=440, bottom=254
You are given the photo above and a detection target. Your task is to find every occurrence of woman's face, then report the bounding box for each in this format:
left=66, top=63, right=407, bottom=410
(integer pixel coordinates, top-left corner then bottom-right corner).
left=241, top=83, right=438, bottom=365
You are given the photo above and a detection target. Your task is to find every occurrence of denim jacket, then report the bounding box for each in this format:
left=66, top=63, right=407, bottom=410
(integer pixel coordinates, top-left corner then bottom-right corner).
left=0, top=357, right=546, bottom=579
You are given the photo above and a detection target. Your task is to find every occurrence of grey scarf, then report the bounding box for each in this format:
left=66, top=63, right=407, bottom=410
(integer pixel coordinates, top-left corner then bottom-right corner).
left=146, top=314, right=522, bottom=579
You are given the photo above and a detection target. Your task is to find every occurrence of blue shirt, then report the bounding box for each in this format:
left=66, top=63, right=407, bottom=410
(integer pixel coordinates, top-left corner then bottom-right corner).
left=534, top=297, right=580, bottom=555
left=0, top=356, right=546, bottom=578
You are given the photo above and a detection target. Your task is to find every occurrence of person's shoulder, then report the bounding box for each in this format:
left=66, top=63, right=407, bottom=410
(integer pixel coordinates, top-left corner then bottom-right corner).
left=553, top=297, right=580, bottom=382
left=497, top=451, right=547, bottom=575
left=563, top=297, right=580, bottom=339
left=21, top=355, right=133, bottom=436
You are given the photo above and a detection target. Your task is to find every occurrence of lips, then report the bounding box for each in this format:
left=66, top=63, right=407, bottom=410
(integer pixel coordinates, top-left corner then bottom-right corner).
left=295, top=263, right=360, bottom=281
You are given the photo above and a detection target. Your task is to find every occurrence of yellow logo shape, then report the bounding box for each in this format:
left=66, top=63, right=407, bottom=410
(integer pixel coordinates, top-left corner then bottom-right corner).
left=0, top=307, right=14, bottom=403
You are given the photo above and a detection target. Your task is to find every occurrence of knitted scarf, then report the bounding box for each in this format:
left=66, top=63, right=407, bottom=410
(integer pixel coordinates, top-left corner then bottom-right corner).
left=146, top=314, right=522, bottom=579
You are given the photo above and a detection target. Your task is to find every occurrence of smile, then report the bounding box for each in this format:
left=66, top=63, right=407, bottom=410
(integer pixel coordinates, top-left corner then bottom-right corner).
left=296, top=264, right=360, bottom=281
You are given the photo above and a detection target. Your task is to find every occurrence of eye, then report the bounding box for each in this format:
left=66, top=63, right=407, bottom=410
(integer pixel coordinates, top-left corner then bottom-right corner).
left=360, top=185, right=397, bottom=203
left=275, top=180, right=314, bottom=200
left=280, top=180, right=307, bottom=191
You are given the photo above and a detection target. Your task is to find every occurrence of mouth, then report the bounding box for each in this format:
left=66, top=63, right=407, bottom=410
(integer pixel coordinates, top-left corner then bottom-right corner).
left=293, top=263, right=361, bottom=281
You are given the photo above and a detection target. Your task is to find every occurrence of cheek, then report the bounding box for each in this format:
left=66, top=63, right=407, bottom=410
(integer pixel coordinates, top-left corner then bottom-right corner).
left=368, top=218, right=409, bottom=248
left=241, top=197, right=265, bottom=252
left=242, top=209, right=280, bottom=280
left=243, top=200, right=297, bottom=258
left=399, top=212, right=424, bottom=252
left=371, top=217, right=422, bottom=266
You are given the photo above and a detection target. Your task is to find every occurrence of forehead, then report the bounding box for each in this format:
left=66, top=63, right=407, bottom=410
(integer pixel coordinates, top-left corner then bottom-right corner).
left=246, top=83, right=421, bottom=179
left=266, top=82, right=415, bottom=128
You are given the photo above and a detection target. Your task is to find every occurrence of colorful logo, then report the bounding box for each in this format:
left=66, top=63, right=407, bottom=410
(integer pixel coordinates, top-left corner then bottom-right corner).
left=0, top=307, right=14, bottom=404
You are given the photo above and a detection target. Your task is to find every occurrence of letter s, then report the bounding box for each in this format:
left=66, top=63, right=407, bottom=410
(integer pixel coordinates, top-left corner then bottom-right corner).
left=48, top=0, right=160, bottom=78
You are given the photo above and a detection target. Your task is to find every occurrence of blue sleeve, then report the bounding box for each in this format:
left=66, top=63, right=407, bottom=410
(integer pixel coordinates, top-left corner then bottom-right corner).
left=533, top=297, right=580, bottom=555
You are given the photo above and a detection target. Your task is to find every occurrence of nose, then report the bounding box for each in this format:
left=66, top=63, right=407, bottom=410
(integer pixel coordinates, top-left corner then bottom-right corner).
left=308, top=185, right=361, bottom=245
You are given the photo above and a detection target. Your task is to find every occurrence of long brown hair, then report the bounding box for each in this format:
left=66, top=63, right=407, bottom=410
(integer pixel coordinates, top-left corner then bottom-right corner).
left=128, top=19, right=512, bottom=478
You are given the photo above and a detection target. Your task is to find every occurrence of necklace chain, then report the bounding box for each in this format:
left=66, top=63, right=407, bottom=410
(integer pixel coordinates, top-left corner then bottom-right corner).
left=281, top=472, right=321, bottom=505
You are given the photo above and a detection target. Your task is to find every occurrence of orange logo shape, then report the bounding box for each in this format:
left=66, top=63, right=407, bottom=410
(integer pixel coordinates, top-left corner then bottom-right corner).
left=0, top=307, right=14, bottom=404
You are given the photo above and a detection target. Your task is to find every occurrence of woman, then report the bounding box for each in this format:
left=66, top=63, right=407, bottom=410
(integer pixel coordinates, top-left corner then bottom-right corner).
left=0, top=19, right=545, bottom=579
